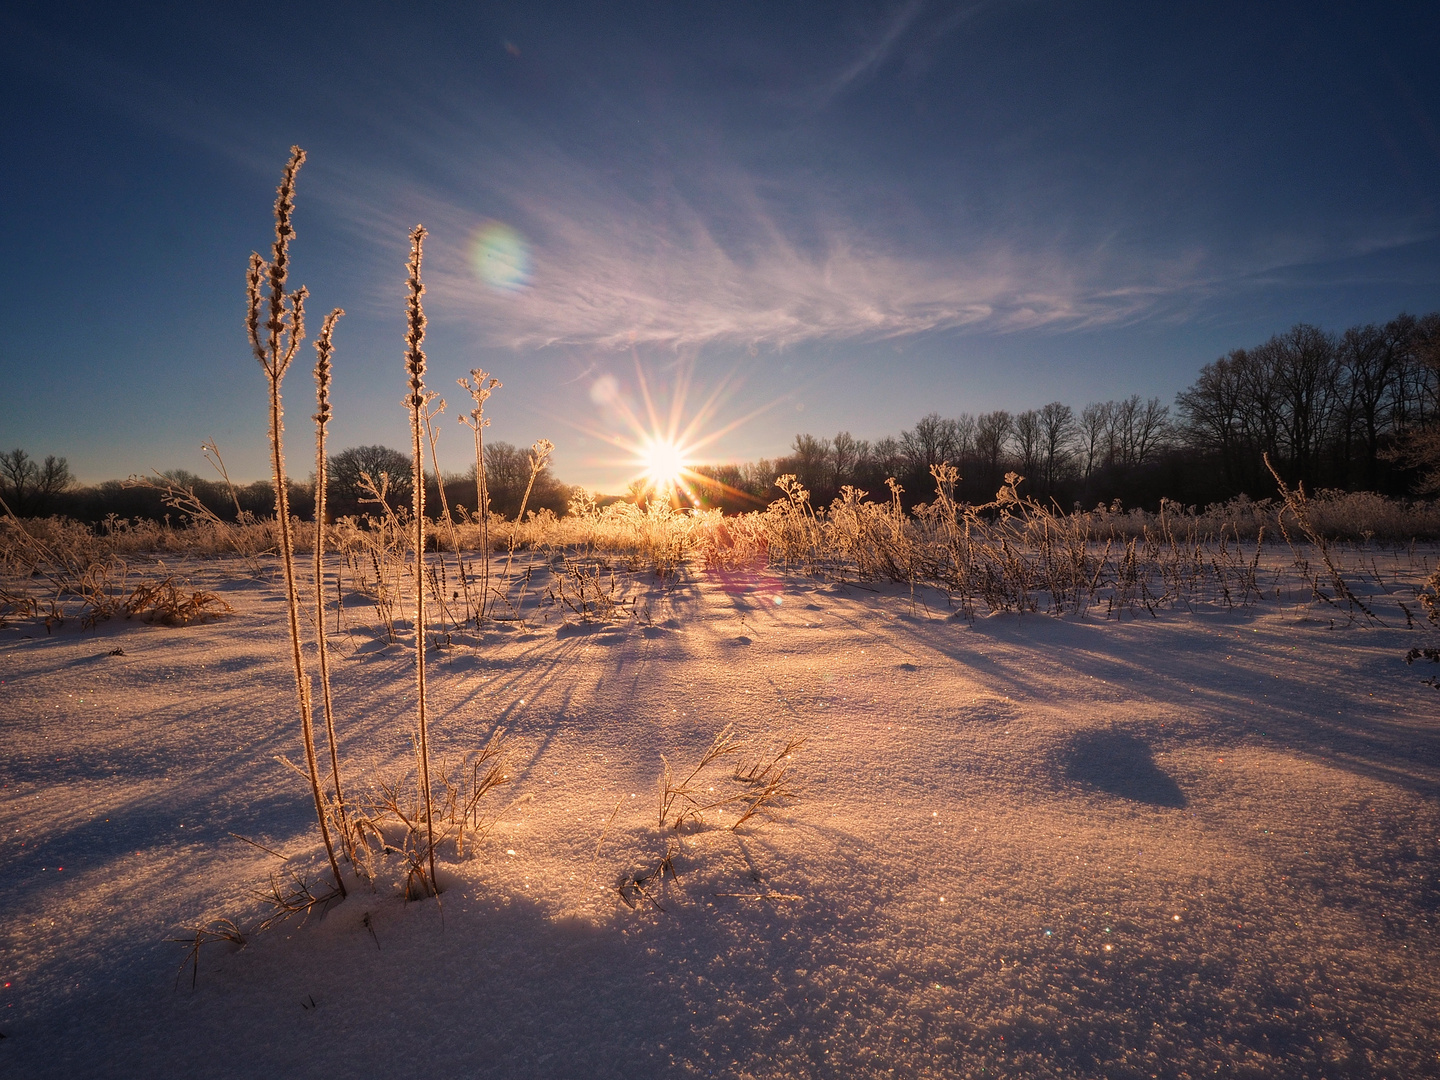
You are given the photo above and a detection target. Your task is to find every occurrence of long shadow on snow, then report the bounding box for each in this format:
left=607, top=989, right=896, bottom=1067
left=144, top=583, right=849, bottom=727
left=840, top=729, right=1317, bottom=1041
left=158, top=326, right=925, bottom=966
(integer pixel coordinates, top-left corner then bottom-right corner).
left=1062, top=728, right=1187, bottom=807
left=894, top=608, right=1440, bottom=800
left=8, top=805, right=1432, bottom=1080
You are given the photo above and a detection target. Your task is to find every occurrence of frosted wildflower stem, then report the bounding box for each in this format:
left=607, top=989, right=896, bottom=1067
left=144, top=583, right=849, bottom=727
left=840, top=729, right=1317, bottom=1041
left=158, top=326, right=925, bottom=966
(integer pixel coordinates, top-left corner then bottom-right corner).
left=421, top=392, right=464, bottom=631
left=405, top=224, right=438, bottom=895
left=313, top=308, right=351, bottom=860
left=458, top=371, right=501, bottom=625
left=246, top=146, right=345, bottom=897
left=502, top=437, right=554, bottom=591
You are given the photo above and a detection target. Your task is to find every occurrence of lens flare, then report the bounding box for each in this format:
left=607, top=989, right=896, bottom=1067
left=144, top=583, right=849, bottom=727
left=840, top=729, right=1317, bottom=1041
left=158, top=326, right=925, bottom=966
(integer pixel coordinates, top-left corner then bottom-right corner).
left=590, top=374, right=619, bottom=406
left=470, top=221, right=530, bottom=292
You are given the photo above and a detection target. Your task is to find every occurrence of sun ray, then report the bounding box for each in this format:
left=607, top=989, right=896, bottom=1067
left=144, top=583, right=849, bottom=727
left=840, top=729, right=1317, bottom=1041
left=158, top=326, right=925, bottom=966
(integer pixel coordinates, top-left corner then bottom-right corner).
left=534, top=352, right=790, bottom=506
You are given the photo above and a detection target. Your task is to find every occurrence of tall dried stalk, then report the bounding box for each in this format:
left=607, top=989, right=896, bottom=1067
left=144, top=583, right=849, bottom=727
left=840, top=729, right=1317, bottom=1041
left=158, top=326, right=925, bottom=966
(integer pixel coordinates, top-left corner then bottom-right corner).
left=500, top=437, right=555, bottom=594
left=1265, top=453, right=1382, bottom=624
left=312, top=307, right=350, bottom=858
left=458, top=370, right=501, bottom=623
left=420, top=391, right=467, bottom=633
left=404, top=224, right=438, bottom=894
left=245, top=146, right=344, bottom=896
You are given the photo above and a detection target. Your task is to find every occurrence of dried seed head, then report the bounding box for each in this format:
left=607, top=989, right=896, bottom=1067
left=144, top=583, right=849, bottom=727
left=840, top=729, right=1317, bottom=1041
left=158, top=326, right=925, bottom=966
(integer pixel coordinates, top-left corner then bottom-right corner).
left=247, top=147, right=309, bottom=380
left=458, top=369, right=501, bottom=431
left=266, top=147, right=307, bottom=373
left=405, top=225, right=428, bottom=410
left=281, top=286, right=308, bottom=376
left=269, top=147, right=304, bottom=291
left=245, top=252, right=267, bottom=364
left=313, top=308, right=344, bottom=427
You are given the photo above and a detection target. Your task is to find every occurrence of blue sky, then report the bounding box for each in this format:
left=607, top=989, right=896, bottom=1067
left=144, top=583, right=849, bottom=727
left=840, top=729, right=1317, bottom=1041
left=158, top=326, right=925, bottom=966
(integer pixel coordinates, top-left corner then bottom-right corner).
left=3, top=1, right=1439, bottom=489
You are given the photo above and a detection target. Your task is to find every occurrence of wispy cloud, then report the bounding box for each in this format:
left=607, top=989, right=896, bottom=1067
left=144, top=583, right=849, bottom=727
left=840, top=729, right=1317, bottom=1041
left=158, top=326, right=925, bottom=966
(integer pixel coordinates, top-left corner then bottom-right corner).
left=382, top=153, right=1190, bottom=351
left=812, top=0, right=1003, bottom=106
left=823, top=0, right=927, bottom=103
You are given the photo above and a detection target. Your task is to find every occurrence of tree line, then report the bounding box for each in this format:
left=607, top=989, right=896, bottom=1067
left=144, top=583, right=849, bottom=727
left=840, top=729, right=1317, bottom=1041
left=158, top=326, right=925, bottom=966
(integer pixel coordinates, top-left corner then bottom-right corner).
left=0, top=442, right=572, bottom=524
left=690, top=310, right=1440, bottom=512
left=6, top=309, right=1439, bottom=523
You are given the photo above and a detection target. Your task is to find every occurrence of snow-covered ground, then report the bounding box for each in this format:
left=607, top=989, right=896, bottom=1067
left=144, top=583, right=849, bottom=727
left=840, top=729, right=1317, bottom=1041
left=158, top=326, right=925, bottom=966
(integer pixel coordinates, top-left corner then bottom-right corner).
left=2, top=551, right=1438, bottom=1078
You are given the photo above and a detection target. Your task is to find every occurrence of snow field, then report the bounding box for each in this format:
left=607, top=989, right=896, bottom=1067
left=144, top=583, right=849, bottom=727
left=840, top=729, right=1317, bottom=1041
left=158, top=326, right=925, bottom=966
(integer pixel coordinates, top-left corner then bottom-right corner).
left=1, top=553, right=1437, bottom=1078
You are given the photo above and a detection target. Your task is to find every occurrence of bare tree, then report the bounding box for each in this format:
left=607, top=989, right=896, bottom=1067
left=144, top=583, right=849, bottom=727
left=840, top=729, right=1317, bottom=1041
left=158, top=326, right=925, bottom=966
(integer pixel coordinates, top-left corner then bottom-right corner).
left=1336, top=322, right=1402, bottom=488
left=901, top=413, right=961, bottom=475
left=0, top=449, right=73, bottom=516
left=870, top=436, right=905, bottom=482
left=1078, top=402, right=1112, bottom=481
left=1176, top=353, right=1248, bottom=489
left=952, top=412, right=977, bottom=477
left=327, top=444, right=412, bottom=516
left=1037, top=401, right=1076, bottom=494
left=1382, top=312, right=1440, bottom=492
left=790, top=433, right=831, bottom=495
left=829, top=430, right=867, bottom=493
left=1271, top=324, right=1339, bottom=485
left=1012, top=410, right=1043, bottom=484
left=973, top=411, right=1013, bottom=490
left=1131, top=396, right=1171, bottom=465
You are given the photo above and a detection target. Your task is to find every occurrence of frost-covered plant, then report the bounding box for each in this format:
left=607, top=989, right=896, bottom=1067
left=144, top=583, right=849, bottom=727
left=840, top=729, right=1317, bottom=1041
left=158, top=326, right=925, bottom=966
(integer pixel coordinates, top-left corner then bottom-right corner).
left=312, top=308, right=351, bottom=859
left=458, top=369, right=501, bottom=623
left=244, top=145, right=344, bottom=897
left=403, top=223, right=439, bottom=895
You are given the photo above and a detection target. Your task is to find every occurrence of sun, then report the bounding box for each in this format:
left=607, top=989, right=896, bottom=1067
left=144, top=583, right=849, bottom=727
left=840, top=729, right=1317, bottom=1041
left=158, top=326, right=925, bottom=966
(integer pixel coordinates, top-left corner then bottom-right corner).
left=556, top=357, right=787, bottom=509
left=640, top=437, right=688, bottom=495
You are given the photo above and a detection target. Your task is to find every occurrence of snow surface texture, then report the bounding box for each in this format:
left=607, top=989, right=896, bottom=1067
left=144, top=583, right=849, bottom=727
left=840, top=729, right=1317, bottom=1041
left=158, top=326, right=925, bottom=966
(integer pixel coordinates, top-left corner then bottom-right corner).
left=2, top=551, right=1438, bottom=1079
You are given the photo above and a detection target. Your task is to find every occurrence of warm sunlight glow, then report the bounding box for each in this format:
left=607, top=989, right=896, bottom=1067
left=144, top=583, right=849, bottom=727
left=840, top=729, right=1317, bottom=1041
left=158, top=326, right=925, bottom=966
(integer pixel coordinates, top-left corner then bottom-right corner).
left=542, top=354, right=786, bottom=507
left=641, top=438, right=688, bottom=494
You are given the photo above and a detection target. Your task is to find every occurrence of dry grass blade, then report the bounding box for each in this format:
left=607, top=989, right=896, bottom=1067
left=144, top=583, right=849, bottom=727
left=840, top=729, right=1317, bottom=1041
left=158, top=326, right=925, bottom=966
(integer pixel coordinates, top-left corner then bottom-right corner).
left=252, top=869, right=343, bottom=933
left=228, top=832, right=291, bottom=861
left=658, top=723, right=744, bottom=830
left=617, top=836, right=679, bottom=912
left=730, top=763, right=800, bottom=830
left=121, top=576, right=232, bottom=626
left=734, top=736, right=806, bottom=785
left=170, top=918, right=247, bottom=990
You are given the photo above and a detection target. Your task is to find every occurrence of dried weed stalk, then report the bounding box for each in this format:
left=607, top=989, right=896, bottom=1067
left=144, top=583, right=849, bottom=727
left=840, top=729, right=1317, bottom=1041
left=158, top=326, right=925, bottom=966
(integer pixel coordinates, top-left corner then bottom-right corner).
left=349, top=731, right=511, bottom=898
left=403, top=223, right=438, bottom=896
left=244, top=145, right=344, bottom=897
left=1266, top=454, right=1382, bottom=625
left=312, top=308, right=350, bottom=858
left=458, top=370, right=501, bottom=623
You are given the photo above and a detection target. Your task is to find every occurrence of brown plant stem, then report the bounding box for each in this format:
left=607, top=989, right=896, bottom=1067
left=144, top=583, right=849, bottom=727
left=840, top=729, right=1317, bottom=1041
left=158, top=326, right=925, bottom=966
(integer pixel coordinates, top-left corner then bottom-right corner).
left=405, top=223, right=438, bottom=895
left=245, top=146, right=344, bottom=897
left=458, top=371, right=501, bottom=624
left=313, top=307, right=350, bottom=859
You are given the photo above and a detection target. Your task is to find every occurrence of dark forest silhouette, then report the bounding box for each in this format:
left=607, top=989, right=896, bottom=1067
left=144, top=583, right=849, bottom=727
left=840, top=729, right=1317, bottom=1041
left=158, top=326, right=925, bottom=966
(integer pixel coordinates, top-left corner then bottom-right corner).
left=692, top=311, right=1440, bottom=513
left=6, top=310, right=1439, bottom=524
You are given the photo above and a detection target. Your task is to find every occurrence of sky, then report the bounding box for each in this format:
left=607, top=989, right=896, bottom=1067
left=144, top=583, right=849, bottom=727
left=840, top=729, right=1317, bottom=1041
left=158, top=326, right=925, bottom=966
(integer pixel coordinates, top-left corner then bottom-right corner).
left=3, top=1, right=1440, bottom=491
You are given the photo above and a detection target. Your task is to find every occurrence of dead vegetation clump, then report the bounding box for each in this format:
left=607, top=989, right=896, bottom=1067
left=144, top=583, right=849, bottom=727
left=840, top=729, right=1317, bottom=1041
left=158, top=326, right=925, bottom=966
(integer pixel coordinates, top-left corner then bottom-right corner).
left=613, top=725, right=804, bottom=912
left=0, top=508, right=231, bottom=630
left=348, top=730, right=512, bottom=899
